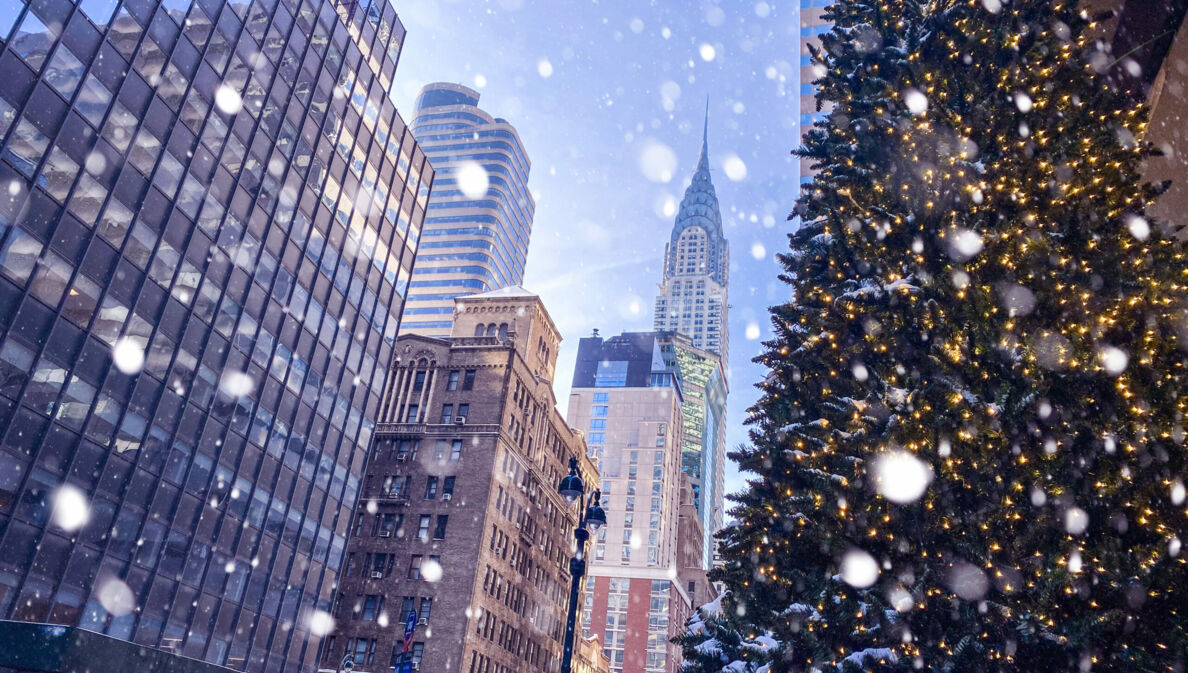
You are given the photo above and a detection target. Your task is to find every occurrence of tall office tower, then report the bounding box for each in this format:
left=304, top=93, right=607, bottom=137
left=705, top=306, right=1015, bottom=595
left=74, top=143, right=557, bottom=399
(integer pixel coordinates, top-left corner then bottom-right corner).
left=0, top=0, right=431, bottom=670
left=327, top=287, right=596, bottom=673
left=399, top=82, right=534, bottom=336
left=799, top=0, right=832, bottom=185
left=652, top=115, right=728, bottom=371
left=567, top=332, right=695, bottom=673
left=650, top=119, right=728, bottom=569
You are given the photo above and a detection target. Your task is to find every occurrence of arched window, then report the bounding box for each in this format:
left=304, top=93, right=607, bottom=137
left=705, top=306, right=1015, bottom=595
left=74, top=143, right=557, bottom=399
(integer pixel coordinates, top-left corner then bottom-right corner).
left=498, top=323, right=508, bottom=339
left=486, top=323, right=497, bottom=336
left=474, top=324, right=485, bottom=337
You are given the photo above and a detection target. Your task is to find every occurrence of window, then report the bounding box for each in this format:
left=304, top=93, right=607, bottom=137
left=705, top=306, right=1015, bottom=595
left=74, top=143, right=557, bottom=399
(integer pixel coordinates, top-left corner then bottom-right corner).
left=419, top=597, right=433, bottom=623
left=456, top=403, right=469, bottom=420
left=362, top=595, right=383, bottom=621
left=593, top=393, right=609, bottom=403
left=443, top=476, right=455, bottom=497
left=400, top=596, right=416, bottom=622
left=450, top=439, right=462, bottom=460
left=405, top=404, right=418, bottom=423
left=45, top=45, right=86, bottom=99
left=411, top=643, right=425, bottom=664
left=590, top=419, right=606, bottom=430
left=349, top=642, right=373, bottom=665
left=433, top=515, right=448, bottom=539
left=592, top=405, right=608, bottom=417
left=425, top=477, right=438, bottom=500
left=447, top=370, right=460, bottom=390
left=439, top=404, right=453, bottom=424
left=374, top=514, right=393, bottom=539
left=594, top=361, right=628, bottom=387
left=3, top=119, right=49, bottom=177
left=12, top=13, right=52, bottom=72
left=416, top=516, right=430, bottom=540
left=462, top=369, right=476, bottom=390
left=408, top=555, right=423, bottom=579
left=589, top=433, right=605, bottom=444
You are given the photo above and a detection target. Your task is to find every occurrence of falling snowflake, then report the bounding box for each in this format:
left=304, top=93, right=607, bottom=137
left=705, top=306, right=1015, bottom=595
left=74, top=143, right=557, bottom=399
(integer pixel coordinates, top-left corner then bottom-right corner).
left=214, top=85, right=243, bottom=114
left=722, top=154, right=747, bottom=181
left=1064, top=507, right=1089, bottom=535
left=1125, top=214, right=1150, bottom=241
left=871, top=451, right=933, bottom=504
left=111, top=338, right=145, bottom=375
left=51, top=484, right=91, bottom=532
left=902, top=88, right=928, bottom=115
left=455, top=161, right=490, bottom=198
left=840, top=549, right=879, bottom=588
left=947, top=228, right=984, bottom=262
left=97, top=578, right=136, bottom=616
left=307, top=609, right=336, bottom=637
left=421, top=558, right=443, bottom=583
left=219, top=371, right=256, bottom=398
left=639, top=140, right=678, bottom=183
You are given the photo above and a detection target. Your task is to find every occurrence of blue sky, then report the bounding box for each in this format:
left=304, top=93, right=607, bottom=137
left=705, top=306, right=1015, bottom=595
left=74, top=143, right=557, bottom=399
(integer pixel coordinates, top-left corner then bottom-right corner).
left=391, top=0, right=803, bottom=499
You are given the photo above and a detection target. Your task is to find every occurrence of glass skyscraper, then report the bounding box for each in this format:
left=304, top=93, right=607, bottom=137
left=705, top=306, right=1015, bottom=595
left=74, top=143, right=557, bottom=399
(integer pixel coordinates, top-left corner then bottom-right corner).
left=0, top=0, right=430, bottom=669
left=399, top=82, right=534, bottom=336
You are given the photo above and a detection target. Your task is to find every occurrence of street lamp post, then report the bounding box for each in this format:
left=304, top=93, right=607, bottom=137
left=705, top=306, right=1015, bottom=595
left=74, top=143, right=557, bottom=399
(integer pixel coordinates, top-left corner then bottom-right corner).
left=557, top=457, right=606, bottom=673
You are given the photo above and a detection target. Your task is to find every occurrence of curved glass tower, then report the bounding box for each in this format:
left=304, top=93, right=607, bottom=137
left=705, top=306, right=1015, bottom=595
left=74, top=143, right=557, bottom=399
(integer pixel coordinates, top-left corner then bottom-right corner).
left=400, top=82, right=534, bottom=335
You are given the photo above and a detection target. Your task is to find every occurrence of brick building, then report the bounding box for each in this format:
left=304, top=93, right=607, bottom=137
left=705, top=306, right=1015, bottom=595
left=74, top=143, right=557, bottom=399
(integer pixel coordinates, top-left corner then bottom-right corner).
left=321, top=286, right=596, bottom=673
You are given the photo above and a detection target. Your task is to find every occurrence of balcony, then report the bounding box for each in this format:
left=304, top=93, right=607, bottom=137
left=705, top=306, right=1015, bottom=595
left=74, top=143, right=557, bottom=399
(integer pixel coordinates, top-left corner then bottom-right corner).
left=375, top=493, right=410, bottom=505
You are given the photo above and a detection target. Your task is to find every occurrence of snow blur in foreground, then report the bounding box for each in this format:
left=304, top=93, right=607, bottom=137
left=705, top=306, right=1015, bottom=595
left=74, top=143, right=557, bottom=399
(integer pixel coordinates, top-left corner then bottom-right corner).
left=871, top=451, right=932, bottom=504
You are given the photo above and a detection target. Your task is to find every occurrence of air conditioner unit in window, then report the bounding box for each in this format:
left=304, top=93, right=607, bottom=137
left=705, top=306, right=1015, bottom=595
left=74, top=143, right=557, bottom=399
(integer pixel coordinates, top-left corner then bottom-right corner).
left=418, top=618, right=428, bottom=626
left=442, top=493, right=452, bottom=501
left=371, top=571, right=384, bottom=579
left=412, top=664, right=420, bottom=671
left=378, top=531, right=392, bottom=538
left=396, top=455, right=407, bottom=462
left=454, top=416, right=466, bottom=424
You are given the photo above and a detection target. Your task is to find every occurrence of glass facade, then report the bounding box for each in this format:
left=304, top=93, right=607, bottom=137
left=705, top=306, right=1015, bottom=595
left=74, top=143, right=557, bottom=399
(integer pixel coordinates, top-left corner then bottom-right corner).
left=0, top=0, right=431, bottom=669
left=399, top=82, right=534, bottom=336
left=663, top=338, right=725, bottom=568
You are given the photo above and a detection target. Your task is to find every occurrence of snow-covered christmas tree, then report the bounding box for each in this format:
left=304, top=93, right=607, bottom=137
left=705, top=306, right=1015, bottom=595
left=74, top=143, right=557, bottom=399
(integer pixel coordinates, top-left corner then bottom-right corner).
left=687, top=0, right=1188, bottom=670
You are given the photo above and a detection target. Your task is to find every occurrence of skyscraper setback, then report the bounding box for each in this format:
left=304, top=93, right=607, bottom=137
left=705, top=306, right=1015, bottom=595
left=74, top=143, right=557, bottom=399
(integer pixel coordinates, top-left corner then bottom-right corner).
left=399, top=82, right=534, bottom=337
left=0, top=0, right=430, bottom=670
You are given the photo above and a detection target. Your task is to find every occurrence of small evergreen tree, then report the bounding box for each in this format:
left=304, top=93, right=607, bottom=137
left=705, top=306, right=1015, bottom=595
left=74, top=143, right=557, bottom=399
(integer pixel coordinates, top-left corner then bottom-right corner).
left=676, top=591, right=780, bottom=673
left=707, top=1, right=1188, bottom=671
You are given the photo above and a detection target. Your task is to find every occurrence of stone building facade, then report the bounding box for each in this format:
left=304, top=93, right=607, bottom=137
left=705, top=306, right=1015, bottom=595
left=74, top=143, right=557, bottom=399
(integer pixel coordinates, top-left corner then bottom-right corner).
left=322, top=287, right=595, bottom=673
